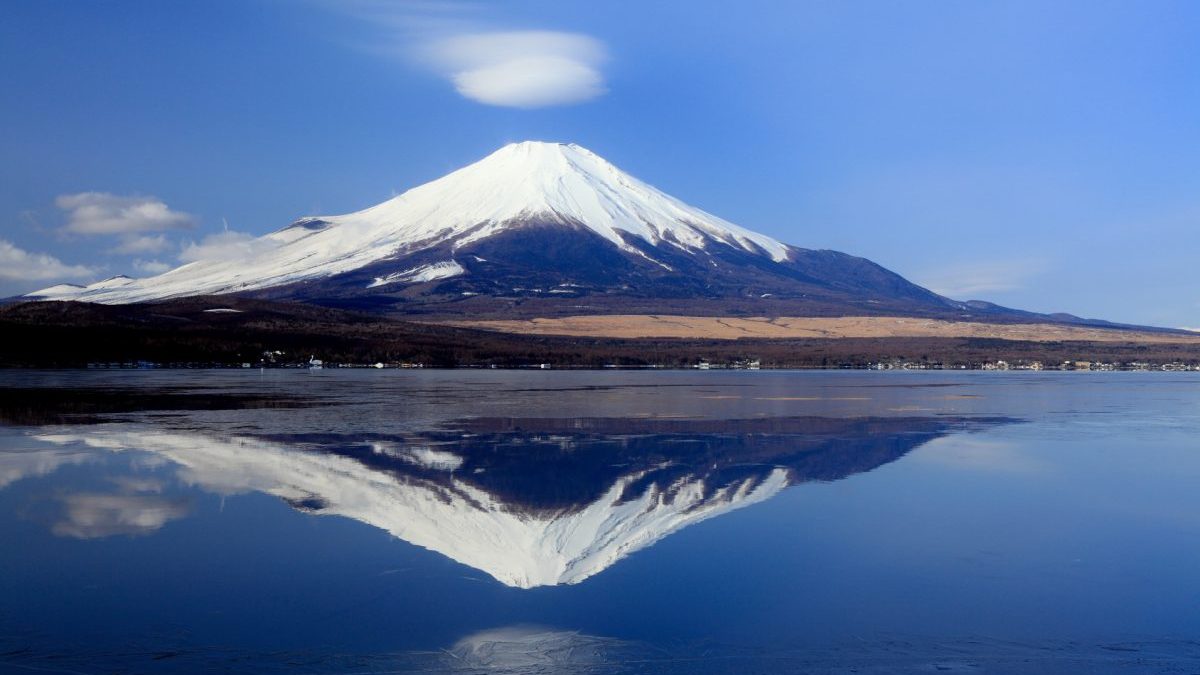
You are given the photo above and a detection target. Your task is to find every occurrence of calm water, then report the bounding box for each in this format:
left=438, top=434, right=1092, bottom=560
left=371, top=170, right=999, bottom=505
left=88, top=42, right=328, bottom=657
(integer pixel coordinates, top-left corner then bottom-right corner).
left=1, top=370, right=1199, bottom=673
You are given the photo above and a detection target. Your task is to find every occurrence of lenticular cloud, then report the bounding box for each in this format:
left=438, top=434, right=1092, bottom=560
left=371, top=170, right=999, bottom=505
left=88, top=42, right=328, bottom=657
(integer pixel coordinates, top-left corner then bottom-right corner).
left=55, top=192, right=194, bottom=235
left=427, top=31, right=608, bottom=108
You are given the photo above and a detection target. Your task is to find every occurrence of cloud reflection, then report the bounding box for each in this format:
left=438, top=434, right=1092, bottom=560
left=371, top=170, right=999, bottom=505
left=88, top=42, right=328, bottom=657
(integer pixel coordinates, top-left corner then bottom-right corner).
left=0, top=447, right=94, bottom=488
left=52, top=492, right=191, bottom=539
left=446, top=625, right=634, bottom=672
left=910, top=436, right=1047, bottom=474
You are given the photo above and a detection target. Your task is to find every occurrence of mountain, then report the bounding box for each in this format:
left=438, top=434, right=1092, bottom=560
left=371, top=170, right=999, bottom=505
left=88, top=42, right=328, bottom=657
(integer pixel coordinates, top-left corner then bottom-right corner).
left=27, top=141, right=988, bottom=319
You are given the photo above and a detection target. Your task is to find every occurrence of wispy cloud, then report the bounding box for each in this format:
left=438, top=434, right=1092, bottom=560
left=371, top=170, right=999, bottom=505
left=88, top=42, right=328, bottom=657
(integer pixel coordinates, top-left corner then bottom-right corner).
left=916, top=258, right=1049, bottom=299
left=335, top=2, right=609, bottom=108
left=178, top=230, right=276, bottom=263
left=56, top=192, right=194, bottom=236
left=426, top=30, right=607, bottom=108
left=0, top=239, right=95, bottom=282
left=132, top=259, right=171, bottom=275
left=110, top=233, right=171, bottom=255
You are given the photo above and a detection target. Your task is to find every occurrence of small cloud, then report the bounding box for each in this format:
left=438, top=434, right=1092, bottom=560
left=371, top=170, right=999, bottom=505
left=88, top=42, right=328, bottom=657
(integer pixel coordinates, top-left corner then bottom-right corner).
left=132, top=259, right=171, bottom=275
left=426, top=31, right=608, bottom=108
left=0, top=239, right=95, bottom=282
left=51, top=492, right=191, bottom=539
left=178, top=230, right=276, bottom=263
left=917, top=258, right=1049, bottom=299
left=110, top=233, right=171, bottom=255
left=57, top=192, right=194, bottom=235
left=108, top=476, right=167, bottom=494
left=331, top=4, right=609, bottom=108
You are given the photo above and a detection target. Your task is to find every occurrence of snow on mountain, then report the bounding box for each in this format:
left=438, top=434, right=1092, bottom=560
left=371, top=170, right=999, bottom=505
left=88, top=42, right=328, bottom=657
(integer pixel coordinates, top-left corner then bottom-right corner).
left=86, top=275, right=137, bottom=289
left=24, top=283, right=85, bottom=298
left=28, top=142, right=792, bottom=304
left=35, top=428, right=789, bottom=588
left=367, top=260, right=465, bottom=288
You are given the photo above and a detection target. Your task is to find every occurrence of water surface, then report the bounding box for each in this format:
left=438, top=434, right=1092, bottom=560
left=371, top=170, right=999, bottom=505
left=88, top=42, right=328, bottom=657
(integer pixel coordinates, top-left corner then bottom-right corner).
left=1, top=370, right=1198, bottom=673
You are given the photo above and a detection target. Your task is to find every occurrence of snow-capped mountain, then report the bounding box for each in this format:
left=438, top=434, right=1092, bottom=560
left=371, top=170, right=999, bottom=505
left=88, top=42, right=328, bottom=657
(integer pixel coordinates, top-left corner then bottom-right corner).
left=27, top=142, right=957, bottom=317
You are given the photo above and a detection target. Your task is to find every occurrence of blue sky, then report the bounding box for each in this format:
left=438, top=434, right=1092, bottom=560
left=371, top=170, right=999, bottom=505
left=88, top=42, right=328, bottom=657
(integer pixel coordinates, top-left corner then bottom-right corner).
left=1, top=1, right=1197, bottom=327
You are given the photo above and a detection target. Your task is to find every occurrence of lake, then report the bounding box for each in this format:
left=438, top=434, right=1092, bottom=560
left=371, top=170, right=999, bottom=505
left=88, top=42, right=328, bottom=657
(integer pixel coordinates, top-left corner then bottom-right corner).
left=1, top=369, right=1198, bottom=673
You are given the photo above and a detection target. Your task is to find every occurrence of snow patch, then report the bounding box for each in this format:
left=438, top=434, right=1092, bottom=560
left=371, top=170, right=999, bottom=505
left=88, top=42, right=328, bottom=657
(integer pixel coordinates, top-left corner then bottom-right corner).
left=24, top=283, right=86, bottom=298
left=368, top=260, right=466, bottom=288
left=371, top=442, right=464, bottom=471
left=89, top=275, right=136, bottom=289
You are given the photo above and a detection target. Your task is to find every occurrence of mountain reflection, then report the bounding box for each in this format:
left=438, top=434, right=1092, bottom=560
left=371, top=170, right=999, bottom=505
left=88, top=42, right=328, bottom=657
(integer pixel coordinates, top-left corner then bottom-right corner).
left=32, top=415, right=1005, bottom=587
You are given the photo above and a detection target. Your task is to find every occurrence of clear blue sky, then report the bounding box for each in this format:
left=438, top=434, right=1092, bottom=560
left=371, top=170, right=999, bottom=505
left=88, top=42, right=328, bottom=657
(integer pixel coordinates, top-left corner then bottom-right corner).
left=1, top=1, right=1197, bottom=327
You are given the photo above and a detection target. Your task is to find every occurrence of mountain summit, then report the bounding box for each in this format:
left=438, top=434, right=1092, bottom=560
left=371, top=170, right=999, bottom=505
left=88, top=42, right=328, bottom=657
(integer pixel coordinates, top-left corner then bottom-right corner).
left=347, top=140, right=793, bottom=263
left=29, top=141, right=969, bottom=318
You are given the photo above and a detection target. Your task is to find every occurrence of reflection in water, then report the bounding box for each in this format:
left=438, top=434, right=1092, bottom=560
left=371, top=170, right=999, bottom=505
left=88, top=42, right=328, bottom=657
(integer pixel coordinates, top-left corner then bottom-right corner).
left=0, top=386, right=313, bottom=426
left=446, top=626, right=637, bottom=672
left=6, top=373, right=1200, bottom=673
left=33, top=415, right=1003, bottom=587
left=0, top=446, right=95, bottom=488
left=53, top=491, right=192, bottom=539
left=0, top=448, right=191, bottom=537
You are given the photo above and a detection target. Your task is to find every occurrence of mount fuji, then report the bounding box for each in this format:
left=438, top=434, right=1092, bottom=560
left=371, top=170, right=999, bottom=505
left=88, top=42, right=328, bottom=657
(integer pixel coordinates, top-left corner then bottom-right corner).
left=27, top=141, right=1009, bottom=320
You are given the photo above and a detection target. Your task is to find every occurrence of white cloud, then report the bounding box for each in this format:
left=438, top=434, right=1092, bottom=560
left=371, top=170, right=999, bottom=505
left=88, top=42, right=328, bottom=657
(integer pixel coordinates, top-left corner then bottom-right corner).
left=0, top=239, right=95, bottom=282
left=110, top=233, right=171, bottom=255
left=178, top=230, right=276, bottom=263
left=427, top=31, right=608, bottom=108
left=56, top=192, right=194, bottom=235
left=132, top=259, right=171, bottom=275
left=331, top=3, right=609, bottom=108
left=917, top=258, right=1049, bottom=299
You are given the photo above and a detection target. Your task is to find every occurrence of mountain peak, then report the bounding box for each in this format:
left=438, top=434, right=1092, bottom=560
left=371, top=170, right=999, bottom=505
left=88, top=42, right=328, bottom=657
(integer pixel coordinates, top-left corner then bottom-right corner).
left=348, top=140, right=791, bottom=262
left=462, top=140, right=613, bottom=180
left=463, top=140, right=604, bottom=182
left=496, top=139, right=585, bottom=152
left=496, top=139, right=580, bottom=151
